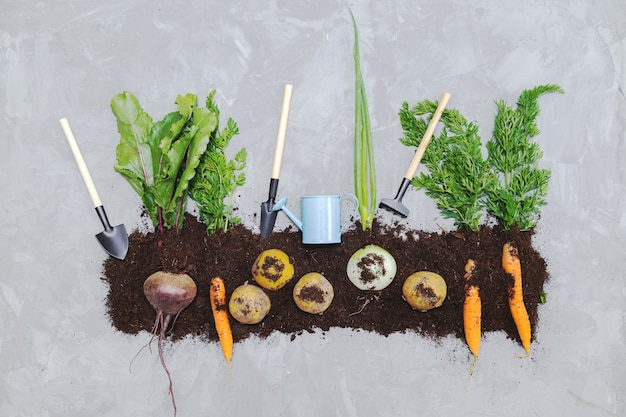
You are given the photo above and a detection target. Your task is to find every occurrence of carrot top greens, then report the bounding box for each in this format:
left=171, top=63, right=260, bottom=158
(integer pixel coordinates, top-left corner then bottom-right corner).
left=399, top=84, right=563, bottom=232
left=399, top=100, right=492, bottom=232
left=485, top=84, right=564, bottom=231
left=189, top=91, right=246, bottom=235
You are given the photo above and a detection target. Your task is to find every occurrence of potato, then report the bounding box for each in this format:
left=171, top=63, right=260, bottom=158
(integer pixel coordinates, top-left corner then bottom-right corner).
left=346, top=244, right=397, bottom=290
left=251, top=249, right=295, bottom=291
left=293, top=272, right=334, bottom=315
left=402, top=271, right=447, bottom=311
left=228, top=283, right=271, bottom=324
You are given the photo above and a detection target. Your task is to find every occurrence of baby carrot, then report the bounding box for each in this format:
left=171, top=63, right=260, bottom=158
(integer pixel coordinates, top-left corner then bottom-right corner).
left=210, top=277, right=233, bottom=366
left=502, top=242, right=531, bottom=355
left=463, top=259, right=481, bottom=358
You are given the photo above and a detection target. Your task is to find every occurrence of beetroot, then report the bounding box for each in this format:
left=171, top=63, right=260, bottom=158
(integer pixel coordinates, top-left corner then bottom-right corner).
left=142, top=271, right=197, bottom=417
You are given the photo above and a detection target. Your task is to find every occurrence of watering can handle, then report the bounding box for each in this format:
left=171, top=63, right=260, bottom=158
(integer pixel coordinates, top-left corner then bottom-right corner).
left=271, top=84, right=294, bottom=179
left=341, top=193, right=359, bottom=233
left=404, top=92, right=451, bottom=179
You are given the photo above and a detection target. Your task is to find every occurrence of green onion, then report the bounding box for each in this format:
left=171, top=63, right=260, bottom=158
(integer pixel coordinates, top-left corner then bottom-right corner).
left=350, top=9, right=377, bottom=231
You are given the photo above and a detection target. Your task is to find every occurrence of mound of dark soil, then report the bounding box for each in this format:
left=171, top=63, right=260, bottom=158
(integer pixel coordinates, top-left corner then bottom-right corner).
left=102, top=213, right=548, bottom=347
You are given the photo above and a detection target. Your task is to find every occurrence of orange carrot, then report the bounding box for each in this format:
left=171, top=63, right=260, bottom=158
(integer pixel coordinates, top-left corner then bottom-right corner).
left=463, top=259, right=481, bottom=358
left=210, top=277, right=233, bottom=366
left=463, top=259, right=481, bottom=395
left=502, top=242, right=531, bottom=355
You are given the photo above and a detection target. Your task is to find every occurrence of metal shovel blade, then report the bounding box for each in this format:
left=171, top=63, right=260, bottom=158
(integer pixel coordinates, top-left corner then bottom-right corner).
left=379, top=177, right=411, bottom=217
left=260, top=178, right=279, bottom=238
left=260, top=201, right=278, bottom=238
left=95, top=205, right=129, bottom=260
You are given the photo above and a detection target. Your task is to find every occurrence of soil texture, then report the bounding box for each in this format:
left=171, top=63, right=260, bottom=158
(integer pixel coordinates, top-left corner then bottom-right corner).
left=102, top=213, right=549, bottom=348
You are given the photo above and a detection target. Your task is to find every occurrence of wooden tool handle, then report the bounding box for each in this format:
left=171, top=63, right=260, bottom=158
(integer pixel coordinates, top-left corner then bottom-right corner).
left=271, top=84, right=294, bottom=179
left=59, top=118, right=103, bottom=208
left=404, top=92, right=451, bottom=179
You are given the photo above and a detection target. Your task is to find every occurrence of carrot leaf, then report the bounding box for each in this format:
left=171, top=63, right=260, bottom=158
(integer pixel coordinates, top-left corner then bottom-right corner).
left=189, top=91, right=247, bottom=234
left=485, top=84, right=564, bottom=231
left=399, top=101, right=492, bottom=232
left=398, top=85, right=562, bottom=232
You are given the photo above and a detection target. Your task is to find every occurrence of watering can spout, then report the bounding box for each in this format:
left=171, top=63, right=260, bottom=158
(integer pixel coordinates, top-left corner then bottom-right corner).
left=271, top=198, right=303, bottom=230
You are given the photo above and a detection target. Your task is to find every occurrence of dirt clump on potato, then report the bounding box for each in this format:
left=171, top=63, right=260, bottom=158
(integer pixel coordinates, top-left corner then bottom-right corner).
left=402, top=271, right=447, bottom=312
left=293, top=272, right=334, bottom=315
left=229, top=283, right=271, bottom=324
left=252, top=249, right=295, bottom=290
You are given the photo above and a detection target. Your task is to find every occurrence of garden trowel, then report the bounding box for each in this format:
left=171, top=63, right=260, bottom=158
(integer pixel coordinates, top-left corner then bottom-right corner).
left=260, top=84, right=294, bottom=238
left=379, top=92, right=451, bottom=218
left=59, top=118, right=128, bottom=260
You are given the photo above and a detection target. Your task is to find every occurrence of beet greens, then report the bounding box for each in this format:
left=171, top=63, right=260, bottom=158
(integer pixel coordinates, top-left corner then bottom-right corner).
left=111, top=92, right=217, bottom=232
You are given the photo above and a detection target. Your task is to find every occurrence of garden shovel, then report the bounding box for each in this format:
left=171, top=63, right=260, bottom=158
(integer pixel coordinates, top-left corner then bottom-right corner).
left=59, top=118, right=128, bottom=260
left=379, top=92, right=451, bottom=218
left=260, top=83, right=294, bottom=238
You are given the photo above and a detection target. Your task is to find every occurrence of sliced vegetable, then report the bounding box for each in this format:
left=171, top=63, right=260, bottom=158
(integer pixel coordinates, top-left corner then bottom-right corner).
left=209, top=277, right=233, bottom=367
left=402, top=271, right=447, bottom=311
left=346, top=245, right=396, bottom=291
left=251, top=249, right=295, bottom=291
left=293, top=272, right=334, bottom=315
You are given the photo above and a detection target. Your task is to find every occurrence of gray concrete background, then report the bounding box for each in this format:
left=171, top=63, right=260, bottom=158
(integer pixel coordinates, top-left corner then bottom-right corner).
left=1, top=1, right=625, bottom=416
